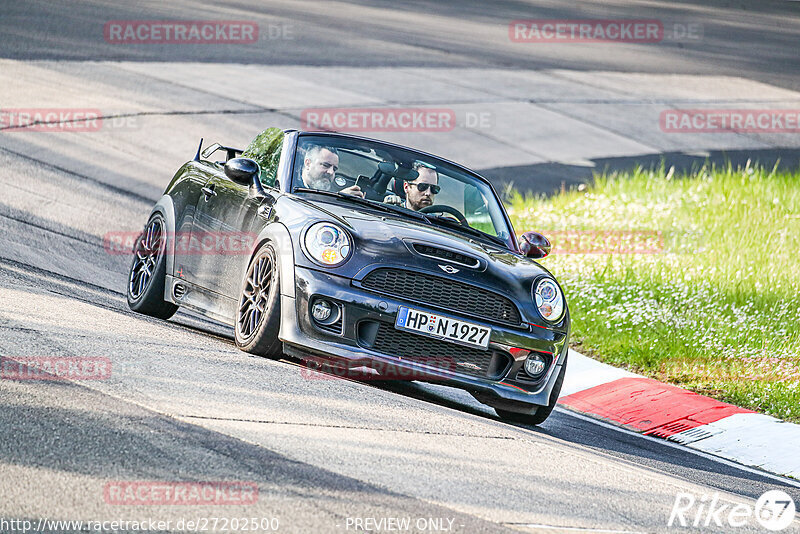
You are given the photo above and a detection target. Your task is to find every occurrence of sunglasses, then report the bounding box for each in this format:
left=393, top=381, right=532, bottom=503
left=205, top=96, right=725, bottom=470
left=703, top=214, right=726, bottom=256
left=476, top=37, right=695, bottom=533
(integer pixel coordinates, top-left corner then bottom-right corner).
left=410, top=183, right=440, bottom=194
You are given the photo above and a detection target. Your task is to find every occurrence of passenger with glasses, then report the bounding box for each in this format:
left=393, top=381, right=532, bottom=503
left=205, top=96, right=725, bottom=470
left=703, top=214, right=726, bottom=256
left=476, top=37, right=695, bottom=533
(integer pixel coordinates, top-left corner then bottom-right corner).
left=385, top=161, right=440, bottom=211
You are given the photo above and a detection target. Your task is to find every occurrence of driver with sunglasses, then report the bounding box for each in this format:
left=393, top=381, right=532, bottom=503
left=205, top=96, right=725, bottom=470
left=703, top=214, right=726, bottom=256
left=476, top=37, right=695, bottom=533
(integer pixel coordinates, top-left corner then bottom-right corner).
left=385, top=161, right=440, bottom=211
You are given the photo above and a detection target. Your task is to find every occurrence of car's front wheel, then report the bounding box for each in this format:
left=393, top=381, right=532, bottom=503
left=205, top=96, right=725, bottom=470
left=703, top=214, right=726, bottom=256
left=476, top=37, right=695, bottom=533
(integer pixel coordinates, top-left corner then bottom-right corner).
left=234, top=242, right=282, bottom=358
left=495, top=355, right=568, bottom=426
left=127, top=213, right=179, bottom=320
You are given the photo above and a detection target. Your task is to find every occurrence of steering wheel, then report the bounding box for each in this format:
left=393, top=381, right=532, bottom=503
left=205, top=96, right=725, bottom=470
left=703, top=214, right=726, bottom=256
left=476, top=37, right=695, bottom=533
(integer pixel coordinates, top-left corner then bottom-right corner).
left=419, top=205, right=469, bottom=225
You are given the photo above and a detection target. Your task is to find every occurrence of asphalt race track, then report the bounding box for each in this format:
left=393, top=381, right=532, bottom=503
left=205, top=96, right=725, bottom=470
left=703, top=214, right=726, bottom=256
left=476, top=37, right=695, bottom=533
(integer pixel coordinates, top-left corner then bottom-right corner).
left=1, top=1, right=799, bottom=533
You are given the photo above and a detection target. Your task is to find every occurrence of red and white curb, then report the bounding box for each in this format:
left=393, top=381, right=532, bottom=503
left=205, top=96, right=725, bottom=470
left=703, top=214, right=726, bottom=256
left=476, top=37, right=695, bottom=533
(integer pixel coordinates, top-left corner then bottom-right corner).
left=558, top=349, right=800, bottom=480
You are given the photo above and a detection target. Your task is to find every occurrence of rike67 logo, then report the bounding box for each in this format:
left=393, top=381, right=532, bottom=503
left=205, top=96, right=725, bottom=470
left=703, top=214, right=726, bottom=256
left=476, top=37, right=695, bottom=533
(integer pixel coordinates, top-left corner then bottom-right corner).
left=669, top=490, right=796, bottom=531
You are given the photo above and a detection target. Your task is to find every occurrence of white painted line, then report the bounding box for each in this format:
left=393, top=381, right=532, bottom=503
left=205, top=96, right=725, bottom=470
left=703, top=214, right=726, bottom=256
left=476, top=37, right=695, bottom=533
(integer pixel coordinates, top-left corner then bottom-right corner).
left=504, top=523, right=646, bottom=534
left=560, top=349, right=640, bottom=397
left=680, top=413, right=800, bottom=479
left=554, top=406, right=800, bottom=489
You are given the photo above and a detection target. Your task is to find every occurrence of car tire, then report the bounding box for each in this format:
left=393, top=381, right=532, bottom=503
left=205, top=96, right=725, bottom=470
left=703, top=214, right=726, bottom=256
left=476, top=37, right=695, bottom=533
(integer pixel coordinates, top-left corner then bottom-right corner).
left=127, top=213, right=179, bottom=320
left=495, top=355, right=568, bottom=426
left=234, top=242, right=282, bottom=358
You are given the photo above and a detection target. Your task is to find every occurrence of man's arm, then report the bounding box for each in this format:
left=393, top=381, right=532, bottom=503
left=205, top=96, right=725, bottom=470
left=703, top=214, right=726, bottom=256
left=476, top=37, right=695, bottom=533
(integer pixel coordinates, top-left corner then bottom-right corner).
left=339, top=185, right=364, bottom=198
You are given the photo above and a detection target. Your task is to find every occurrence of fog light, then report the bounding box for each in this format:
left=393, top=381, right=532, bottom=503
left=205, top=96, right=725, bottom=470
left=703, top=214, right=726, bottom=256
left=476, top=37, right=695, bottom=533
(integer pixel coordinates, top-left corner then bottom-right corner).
left=524, top=353, right=547, bottom=377
left=312, top=300, right=333, bottom=322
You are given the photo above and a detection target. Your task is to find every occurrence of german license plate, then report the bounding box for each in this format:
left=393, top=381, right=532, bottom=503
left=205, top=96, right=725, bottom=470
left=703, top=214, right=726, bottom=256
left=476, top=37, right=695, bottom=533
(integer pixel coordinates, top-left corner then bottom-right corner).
left=395, top=306, right=491, bottom=349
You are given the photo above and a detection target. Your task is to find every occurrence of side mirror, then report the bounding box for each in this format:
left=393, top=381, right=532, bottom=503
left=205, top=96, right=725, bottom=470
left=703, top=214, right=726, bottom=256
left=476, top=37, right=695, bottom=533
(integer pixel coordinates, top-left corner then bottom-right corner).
left=224, top=157, right=259, bottom=185
left=519, top=231, right=551, bottom=259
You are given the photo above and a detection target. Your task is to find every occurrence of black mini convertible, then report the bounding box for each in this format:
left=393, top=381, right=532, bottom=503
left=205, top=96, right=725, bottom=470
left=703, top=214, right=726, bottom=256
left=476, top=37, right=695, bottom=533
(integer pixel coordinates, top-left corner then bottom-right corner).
left=127, top=128, right=570, bottom=425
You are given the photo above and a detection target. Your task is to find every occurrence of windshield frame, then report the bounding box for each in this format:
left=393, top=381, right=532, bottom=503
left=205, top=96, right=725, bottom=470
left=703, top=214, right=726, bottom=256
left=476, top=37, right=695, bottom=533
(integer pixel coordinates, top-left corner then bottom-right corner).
left=288, top=131, right=519, bottom=252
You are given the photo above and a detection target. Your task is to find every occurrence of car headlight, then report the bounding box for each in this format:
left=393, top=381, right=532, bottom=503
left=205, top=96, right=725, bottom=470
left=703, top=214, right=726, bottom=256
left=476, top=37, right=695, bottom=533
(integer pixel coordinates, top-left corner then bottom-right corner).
left=533, top=278, right=564, bottom=322
left=303, top=222, right=351, bottom=266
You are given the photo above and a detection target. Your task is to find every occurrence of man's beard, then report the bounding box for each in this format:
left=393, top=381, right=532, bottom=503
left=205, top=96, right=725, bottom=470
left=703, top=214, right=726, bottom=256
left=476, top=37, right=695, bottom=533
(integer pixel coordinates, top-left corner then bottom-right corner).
left=307, top=173, right=332, bottom=191
left=409, top=196, right=432, bottom=210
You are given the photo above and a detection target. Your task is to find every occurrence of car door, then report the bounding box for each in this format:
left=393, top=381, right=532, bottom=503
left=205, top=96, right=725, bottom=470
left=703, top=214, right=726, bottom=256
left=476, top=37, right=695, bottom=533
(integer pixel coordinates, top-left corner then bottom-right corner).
left=182, top=174, right=251, bottom=297
left=184, top=128, right=285, bottom=299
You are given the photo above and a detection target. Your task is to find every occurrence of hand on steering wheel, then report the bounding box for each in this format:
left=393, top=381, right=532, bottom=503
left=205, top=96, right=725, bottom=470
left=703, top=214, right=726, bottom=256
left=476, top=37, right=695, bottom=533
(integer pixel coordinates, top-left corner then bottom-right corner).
left=383, top=194, right=403, bottom=206
left=419, top=204, right=469, bottom=225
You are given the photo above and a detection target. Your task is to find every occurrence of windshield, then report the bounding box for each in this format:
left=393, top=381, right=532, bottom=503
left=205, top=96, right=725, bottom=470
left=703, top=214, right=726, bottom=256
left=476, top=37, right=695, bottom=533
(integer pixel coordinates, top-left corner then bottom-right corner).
left=291, top=134, right=514, bottom=247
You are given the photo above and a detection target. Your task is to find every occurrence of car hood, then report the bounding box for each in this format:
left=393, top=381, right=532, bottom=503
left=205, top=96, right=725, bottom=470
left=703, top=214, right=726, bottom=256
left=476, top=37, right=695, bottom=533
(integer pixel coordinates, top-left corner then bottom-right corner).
left=281, top=195, right=564, bottom=328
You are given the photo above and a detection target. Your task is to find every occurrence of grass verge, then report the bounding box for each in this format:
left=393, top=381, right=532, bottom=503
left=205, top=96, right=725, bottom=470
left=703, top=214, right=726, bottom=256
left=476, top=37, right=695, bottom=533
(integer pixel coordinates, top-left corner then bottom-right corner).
left=507, top=162, right=800, bottom=422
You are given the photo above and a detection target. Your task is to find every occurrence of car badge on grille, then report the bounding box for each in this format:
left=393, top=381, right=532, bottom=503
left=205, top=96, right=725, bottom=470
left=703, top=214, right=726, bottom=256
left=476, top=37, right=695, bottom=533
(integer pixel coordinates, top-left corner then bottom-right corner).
left=438, top=264, right=459, bottom=274
left=456, top=362, right=482, bottom=371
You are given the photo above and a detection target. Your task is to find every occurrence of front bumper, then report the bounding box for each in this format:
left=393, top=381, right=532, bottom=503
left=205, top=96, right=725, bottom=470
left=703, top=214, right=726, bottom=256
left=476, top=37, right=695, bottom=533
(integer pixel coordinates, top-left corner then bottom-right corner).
left=279, top=265, right=568, bottom=408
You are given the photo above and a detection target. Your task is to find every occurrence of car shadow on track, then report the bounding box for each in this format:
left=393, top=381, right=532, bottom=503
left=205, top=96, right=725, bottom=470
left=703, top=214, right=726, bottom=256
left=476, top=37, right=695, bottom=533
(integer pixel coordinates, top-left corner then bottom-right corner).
left=160, top=314, right=800, bottom=503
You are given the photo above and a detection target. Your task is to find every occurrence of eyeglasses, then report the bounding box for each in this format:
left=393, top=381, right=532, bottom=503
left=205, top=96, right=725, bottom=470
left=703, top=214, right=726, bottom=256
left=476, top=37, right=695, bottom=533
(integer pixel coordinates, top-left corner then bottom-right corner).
left=411, top=183, right=440, bottom=194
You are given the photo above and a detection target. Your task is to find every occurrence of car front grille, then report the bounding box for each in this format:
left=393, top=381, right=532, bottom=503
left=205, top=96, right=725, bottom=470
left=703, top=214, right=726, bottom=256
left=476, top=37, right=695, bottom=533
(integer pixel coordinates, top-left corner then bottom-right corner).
left=364, top=322, right=511, bottom=380
left=360, top=268, right=521, bottom=326
left=315, top=316, right=343, bottom=335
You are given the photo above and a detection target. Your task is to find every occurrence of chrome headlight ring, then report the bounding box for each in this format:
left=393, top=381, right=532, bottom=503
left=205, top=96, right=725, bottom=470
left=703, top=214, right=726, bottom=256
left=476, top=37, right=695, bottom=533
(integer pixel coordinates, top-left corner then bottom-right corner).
left=302, top=222, right=352, bottom=267
left=533, top=277, right=565, bottom=323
